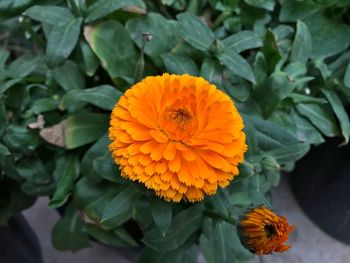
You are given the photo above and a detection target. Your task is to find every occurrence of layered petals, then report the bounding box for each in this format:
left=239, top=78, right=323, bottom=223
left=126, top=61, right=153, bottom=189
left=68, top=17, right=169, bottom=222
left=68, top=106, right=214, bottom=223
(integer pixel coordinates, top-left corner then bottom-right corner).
left=109, top=74, right=247, bottom=202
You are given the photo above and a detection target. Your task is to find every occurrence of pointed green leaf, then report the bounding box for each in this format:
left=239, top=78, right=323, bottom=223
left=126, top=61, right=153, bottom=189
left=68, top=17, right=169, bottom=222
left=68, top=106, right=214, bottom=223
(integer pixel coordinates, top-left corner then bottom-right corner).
left=25, top=5, right=73, bottom=25
left=296, top=104, right=340, bottom=137
left=52, top=205, right=90, bottom=251
left=321, top=89, right=350, bottom=145
left=53, top=60, right=85, bottom=91
left=222, top=30, right=262, bottom=54
left=266, top=143, right=310, bottom=164
left=177, top=13, right=215, bottom=51
left=86, top=0, right=146, bottom=23
left=65, top=113, right=109, bottom=149
left=101, top=185, right=142, bottom=227
left=47, top=17, right=83, bottom=67
left=85, top=21, right=138, bottom=83
left=142, top=203, right=204, bottom=251
left=216, top=49, right=255, bottom=83
left=61, top=85, right=121, bottom=111
left=151, top=198, right=172, bottom=236
left=49, top=155, right=80, bottom=208
left=291, top=21, right=312, bottom=64
left=162, top=53, right=199, bottom=76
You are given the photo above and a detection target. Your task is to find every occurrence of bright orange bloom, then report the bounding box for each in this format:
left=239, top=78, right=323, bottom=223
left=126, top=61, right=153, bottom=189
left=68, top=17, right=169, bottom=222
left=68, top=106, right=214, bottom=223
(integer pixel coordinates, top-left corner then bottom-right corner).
left=238, top=206, right=295, bottom=255
left=108, top=74, right=247, bottom=202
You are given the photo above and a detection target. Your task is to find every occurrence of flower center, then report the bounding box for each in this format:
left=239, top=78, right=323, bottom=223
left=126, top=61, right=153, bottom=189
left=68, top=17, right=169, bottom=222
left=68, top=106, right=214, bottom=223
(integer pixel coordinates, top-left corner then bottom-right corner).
left=264, top=224, right=277, bottom=239
left=169, top=108, right=192, bottom=123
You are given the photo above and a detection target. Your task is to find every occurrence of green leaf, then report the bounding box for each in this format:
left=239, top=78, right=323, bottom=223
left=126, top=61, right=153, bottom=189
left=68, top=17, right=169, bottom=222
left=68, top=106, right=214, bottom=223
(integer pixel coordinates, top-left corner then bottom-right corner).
left=85, top=0, right=146, bottom=23
left=162, top=53, right=199, bottom=75
left=222, top=30, right=262, bottom=54
left=52, top=205, right=90, bottom=251
left=80, top=135, right=109, bottom=181
left=288, top=93, right=327, bottom=104
left=32, top=98, right=58, bottom=114
left=61, top=85, right=121, bottom=111
left=0, top=143, right=10, bottom=156
left=291, top=110, right=325, bottom=144
left=253, top=72, right=297, bottom=117
left=279, top=0, right=320, bottom=22
left=213, top=221, right=236, bottom=263
left=266, top=143, right=310, bottom=164
left=177, top=13, right=215, bottom=51
left=296, top=104, right=340, bottom=137
left=126, top=13, right=181, bottom=61
left=291, top=21, right=312, bottom=64
left=49, top=155, right=80, bottom=208
left=151, top=198, right=172, bottom=237
left=25, top=5, right=73, bottom=25
left=101, top=185, right=142, bottom=227
left=47, top=17, right=83, bottom=67
left=65, top=113, right=109, bottom=149
left=344, top=62, right=350, bottom=88
left=216, top=49, right=255, bottom=83
left=93, top=151, right=126, bottom=183
left=7, top=55, right=44, bottom=79
left=0, top=99, right=7, bottom=136
left=200, top=58, right=223, bottom=87
left=79, top=41, right=99, bottom=77
left=0, top=79, right=22, bottom=95
left=305, top=13, right=350, bottom=58
left=244, top=115, right=298, bottom=151
left=321, top=89, right=350, bottom=145
left=142, top=203, right=204, bottom=251
left=244, top=0, right=275, bottom=11
left=16, top=157, right=50, bottom=184
left=113, top=227, right=139, bottom=247
left=199, top=234, right=215, bottom=263
left=85, top=21, right=138, bottom=83
left=86, top=224, right=138, bottom=247
left=53, top=60, right=85, bottom=91
left=261, top=30, right=281, bottom=74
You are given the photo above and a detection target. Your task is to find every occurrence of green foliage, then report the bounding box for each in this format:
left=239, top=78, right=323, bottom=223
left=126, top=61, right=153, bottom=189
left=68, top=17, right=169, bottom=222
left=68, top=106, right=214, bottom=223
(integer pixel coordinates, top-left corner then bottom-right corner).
left=1, top=0, right=350, bottom=261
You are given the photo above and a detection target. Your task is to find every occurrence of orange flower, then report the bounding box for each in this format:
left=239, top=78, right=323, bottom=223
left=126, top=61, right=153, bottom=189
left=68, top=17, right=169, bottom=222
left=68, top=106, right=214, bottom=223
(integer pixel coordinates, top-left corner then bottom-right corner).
left=238, top=206, right=295, bottom=255
left=108, top=74, right=247, bottom=202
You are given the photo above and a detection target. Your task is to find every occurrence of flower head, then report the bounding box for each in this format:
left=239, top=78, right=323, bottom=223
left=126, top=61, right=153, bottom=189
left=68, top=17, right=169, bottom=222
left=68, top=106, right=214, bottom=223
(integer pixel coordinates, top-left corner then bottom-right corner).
left=109, top=74, right=247, bottom=202
left=238, top=206, right=295, bottom=255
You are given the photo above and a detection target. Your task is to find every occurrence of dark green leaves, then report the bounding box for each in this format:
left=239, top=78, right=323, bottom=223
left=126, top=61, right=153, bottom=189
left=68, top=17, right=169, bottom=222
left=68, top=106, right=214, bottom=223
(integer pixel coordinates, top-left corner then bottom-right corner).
left=291, top=21, right=312, bottom=64
left=266, top=143, right=310, bottom=164
left=162, top=54, right=199, bottom=75
left=101, top=185, right=142, bottom=228
left=61, top=85, right=122, bottom=111
left=127, top=13, right=180, bottom=60
left=296, top=104, right=340, bottom=137
left=305, top=13, right=350, bottom=58
left=53, top=60, right=85, bottom=91
left=47, top=17, right=83, bottom=67
left=86, top=0, right=146, bottom=23
left=222, top=31, right=263, bottom=54
left=65, top=113, right=109, bottom=149
left=142, top=203, right=204, bottom=251
left=25, top=5, right=73, bottom=25
left=216, top=49, right=256, bottom=83
left=49, top=155, right=80, bottom=208
left=344, top=62, right=350, bottom=88
left=321, top=89, right=350, bottom=144
left=85, top=21, right=138, bottom=83
left=177, top=13, right=215, bottom=51
left=213, top=221, right=236, bottom=263
left=52, top=205, right=90, bottom=251
left=151, top=198, right=172, bottom=237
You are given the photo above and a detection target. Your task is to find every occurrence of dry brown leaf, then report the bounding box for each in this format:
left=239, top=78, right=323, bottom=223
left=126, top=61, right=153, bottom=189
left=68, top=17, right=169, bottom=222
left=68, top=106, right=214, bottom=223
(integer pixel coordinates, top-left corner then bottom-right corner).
left=27, top=114, right=45, bottom=129
left=39, top=120, right=67, bottom=148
